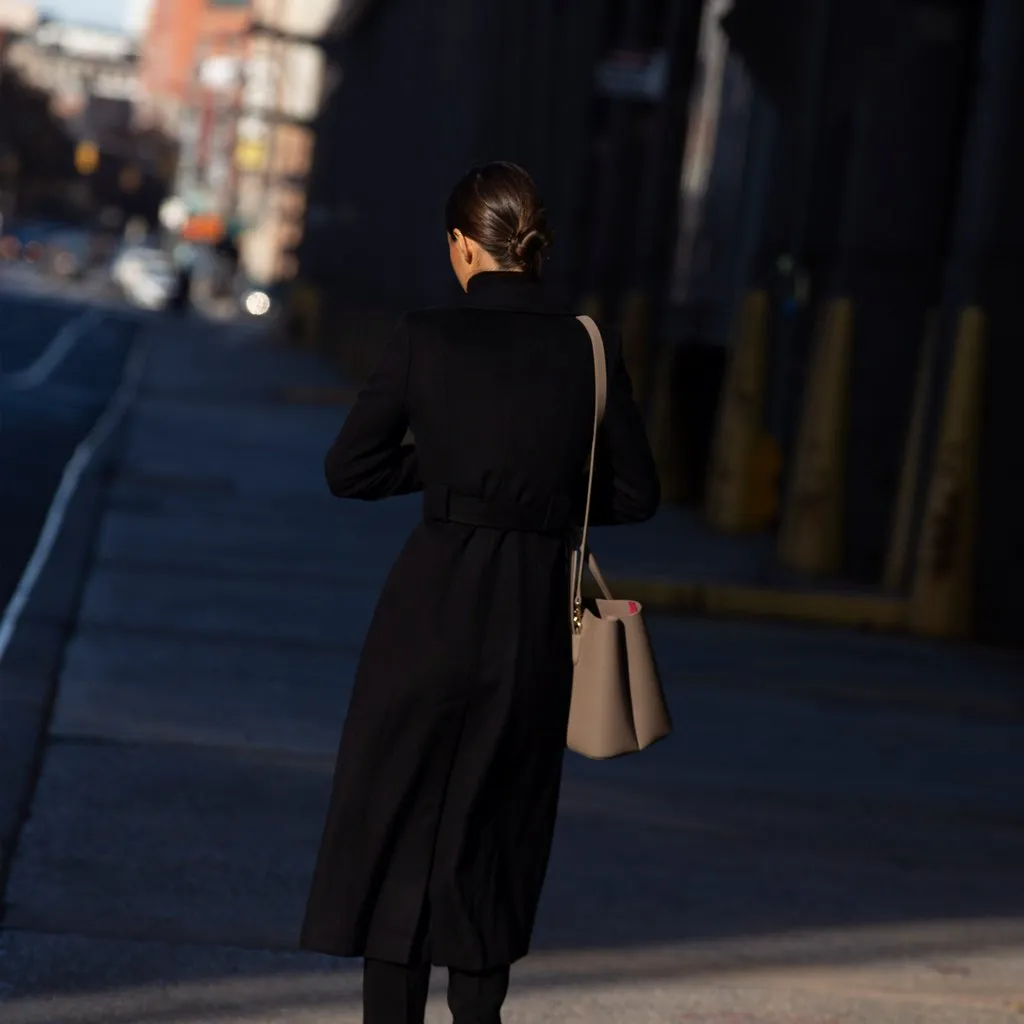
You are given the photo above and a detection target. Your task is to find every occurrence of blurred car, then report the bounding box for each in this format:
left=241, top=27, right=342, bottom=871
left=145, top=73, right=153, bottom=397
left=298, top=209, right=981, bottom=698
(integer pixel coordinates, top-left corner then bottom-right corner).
left=111, top=245, right=177, bottom=310
left=3, top=221, right=91, bottom=275
left=22, top=239, right=45, bottom=264
left=46, top=229, right=91, bottom=279
left=7, top=220, right=62, bottom=255
left=0, top=234, right=23, bottom=261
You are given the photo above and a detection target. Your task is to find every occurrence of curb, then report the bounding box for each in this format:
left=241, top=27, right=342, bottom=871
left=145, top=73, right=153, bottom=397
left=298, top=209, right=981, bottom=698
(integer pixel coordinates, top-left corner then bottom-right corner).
left=0, top=334, right=148, bottom=902
left=602, top=576, right=909, bottom=631
left=597, top=576, right=1024, bottom=722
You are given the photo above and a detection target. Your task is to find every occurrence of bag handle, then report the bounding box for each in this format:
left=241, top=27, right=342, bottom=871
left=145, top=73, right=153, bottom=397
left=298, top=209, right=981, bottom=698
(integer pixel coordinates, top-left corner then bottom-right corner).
left=572, top=315, right=613, bottom=632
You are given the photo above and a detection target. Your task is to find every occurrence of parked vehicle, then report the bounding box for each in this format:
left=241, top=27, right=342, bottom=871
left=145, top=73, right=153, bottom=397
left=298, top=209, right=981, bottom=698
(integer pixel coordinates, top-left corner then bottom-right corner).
left=46, top=229, right=91, bottom=279
left=111, top=245, right=177, bottom=310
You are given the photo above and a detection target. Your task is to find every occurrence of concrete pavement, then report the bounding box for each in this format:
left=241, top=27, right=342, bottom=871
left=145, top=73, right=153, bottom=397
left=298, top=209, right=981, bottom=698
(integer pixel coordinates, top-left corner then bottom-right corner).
left=1, top=315, right=1024, bottom=1022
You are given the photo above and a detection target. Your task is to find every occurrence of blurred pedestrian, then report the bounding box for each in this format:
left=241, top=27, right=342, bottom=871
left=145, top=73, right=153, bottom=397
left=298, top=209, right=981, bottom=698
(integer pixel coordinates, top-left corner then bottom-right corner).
left=169, top=243, right=194, bottom=314
left=169, top=262, right=191, bottom=313
left=301, top=162, right=660, bottom=1024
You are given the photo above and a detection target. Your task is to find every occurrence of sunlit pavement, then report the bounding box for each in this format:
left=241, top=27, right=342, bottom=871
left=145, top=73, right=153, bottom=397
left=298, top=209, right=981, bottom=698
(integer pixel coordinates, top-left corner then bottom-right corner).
left=2, top=932, right=1024, bottom=1022
left=1, top=316, right=1023, bottom=1023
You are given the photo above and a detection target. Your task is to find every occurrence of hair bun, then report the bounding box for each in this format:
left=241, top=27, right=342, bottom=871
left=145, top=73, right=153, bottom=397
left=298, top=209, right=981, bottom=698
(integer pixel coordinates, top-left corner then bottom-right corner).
left=510, top=223, right=552, bottom=268
left=446, top=162, right=555, bottom=274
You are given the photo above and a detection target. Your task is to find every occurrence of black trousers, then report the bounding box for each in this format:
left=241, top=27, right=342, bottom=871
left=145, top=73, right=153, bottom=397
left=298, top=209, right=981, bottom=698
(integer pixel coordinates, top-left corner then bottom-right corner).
left=363, top=958, right=510, bottom=1024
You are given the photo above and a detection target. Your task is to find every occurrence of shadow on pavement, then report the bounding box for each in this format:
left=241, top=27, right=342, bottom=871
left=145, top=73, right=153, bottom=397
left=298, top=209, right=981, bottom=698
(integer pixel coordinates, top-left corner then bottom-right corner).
left=1, top=316, right=1023, bottom=1022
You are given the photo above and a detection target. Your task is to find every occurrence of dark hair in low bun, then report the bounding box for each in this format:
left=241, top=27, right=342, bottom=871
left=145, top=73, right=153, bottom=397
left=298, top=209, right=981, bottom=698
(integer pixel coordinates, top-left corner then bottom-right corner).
left=510, top=227, right=547, bottom=269
left=445, top=162, right=554, bottom=275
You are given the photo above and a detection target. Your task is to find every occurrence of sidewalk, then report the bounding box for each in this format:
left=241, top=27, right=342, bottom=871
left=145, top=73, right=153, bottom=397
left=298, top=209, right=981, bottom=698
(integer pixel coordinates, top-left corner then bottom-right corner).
left=2, top=317, right=1024, bottom=1023
left=592, top=511, right=1024, bottom=721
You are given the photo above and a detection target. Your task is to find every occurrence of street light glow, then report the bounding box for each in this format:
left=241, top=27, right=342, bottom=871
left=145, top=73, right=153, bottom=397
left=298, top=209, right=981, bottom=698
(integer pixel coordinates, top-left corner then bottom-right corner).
left=245, top=290, right=271, bottom=316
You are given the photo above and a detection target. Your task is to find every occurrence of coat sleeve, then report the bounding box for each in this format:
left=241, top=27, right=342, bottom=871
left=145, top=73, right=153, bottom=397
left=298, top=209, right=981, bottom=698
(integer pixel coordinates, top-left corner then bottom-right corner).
left=324, top=316, right=422, bottom=500
left=584, top=329, right=661, bottom=526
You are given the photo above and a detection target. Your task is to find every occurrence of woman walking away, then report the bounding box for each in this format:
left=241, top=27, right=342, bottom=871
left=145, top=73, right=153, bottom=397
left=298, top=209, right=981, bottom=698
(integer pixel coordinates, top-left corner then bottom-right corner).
left=300, top=161, right=660, bottom=1024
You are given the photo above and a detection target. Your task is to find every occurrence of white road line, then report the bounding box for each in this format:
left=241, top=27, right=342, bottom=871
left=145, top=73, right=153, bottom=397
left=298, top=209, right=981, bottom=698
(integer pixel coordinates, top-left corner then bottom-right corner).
left=0, top=307, right=106, bottom=390
left=0, top=336, right=148, bottom=666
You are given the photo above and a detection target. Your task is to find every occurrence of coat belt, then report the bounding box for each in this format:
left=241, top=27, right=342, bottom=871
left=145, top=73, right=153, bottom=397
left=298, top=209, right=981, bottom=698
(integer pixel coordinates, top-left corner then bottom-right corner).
left=423, top=486, right=572, bottom=536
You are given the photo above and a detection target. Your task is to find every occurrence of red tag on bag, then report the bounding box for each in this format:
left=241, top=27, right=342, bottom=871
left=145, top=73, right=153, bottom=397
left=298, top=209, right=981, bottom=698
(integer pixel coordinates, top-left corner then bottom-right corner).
left=628, top=601, right=639, bottom=615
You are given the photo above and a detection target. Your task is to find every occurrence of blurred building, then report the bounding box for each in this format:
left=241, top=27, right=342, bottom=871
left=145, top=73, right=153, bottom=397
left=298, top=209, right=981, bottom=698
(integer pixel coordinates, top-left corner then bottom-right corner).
left=0, top=0, right=34, bottom=42
left=0, top=0, right=38, bottom=187
left=6, top=19, right=139, bottom=118
left=138, top=0, right=249, bottom=132
left=233, top=0, right=335, bottom=285
left=0, top=14, right=174, bottom=226
left=137, top=0, right=250, bottom=226
left=124, top=0, right=156, bottom=38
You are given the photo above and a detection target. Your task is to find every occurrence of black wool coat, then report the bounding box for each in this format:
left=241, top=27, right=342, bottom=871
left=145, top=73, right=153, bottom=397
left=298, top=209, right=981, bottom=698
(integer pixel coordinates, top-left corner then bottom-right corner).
left=300, top=271, right=660, bottom=971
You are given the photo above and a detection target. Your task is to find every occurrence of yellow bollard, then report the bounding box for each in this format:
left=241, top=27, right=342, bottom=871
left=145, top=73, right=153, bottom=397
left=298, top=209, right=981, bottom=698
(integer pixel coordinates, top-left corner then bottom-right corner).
left=705, top=290, right=775, bottom=531
left=909, top=306, right=985, bottom=639
left=882, top=309, right=938, bottom=592
left=747, top=433, right=783, bottom=528
left=776, top=296, right=853, bottom=575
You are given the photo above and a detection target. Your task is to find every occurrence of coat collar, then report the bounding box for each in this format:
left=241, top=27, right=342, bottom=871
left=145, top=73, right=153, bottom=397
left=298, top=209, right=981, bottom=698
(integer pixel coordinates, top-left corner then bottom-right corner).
left=461, top=271, right=569, bottom=315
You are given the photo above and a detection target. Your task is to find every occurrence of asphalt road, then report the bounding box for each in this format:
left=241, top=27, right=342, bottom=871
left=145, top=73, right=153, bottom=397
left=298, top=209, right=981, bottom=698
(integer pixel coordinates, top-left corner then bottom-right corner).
left=0, top=295, right=139, bottom=617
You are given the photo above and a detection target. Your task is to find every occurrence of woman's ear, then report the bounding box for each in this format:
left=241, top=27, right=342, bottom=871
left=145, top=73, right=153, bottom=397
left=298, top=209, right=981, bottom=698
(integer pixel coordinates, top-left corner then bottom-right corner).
left=454, top=230, right=473, bottom=266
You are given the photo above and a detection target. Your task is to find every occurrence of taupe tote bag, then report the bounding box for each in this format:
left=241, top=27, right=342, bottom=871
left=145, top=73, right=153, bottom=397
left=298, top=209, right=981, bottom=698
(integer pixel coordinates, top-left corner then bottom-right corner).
left=566, top=315, right=672, bottom=759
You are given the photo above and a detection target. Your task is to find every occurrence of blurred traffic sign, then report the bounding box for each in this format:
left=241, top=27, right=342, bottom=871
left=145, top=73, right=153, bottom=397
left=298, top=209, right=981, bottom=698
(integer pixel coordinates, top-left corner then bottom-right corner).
left=235, top=138, right=267, bottom=171
left=181, top=213, right=226, bottom=243
left=74, top=141, right=100, bottom=175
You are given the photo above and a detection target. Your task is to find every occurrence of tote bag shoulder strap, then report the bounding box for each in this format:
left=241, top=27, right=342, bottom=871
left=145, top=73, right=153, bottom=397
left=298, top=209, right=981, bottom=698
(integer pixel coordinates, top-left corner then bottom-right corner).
left=576, top=315, right=608, bottom=423
left=572, top=315, right=611, bottom=628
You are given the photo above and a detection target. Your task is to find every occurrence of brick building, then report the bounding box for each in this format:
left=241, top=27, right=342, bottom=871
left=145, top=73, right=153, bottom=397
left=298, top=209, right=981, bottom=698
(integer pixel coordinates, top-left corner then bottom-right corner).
left=137, top=0, right=250, bottom=219
left=138, top=0, right=250, bottom=132
left=234, top=0, right=340, bottom=284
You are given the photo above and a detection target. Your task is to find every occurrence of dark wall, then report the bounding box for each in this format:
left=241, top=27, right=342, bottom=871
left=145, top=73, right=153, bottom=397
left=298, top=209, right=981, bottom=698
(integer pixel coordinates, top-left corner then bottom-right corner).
left=301, top=0, right=471, bottom=308
left=301, top=0, right=607, bottom=311
left=835, top=1, right=979, bottom=581
left=967, top=0, right=1024, bottom=645
left=977, top=128, right=1024, bottom=644
left=737, top=0, right=979, bottom=581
